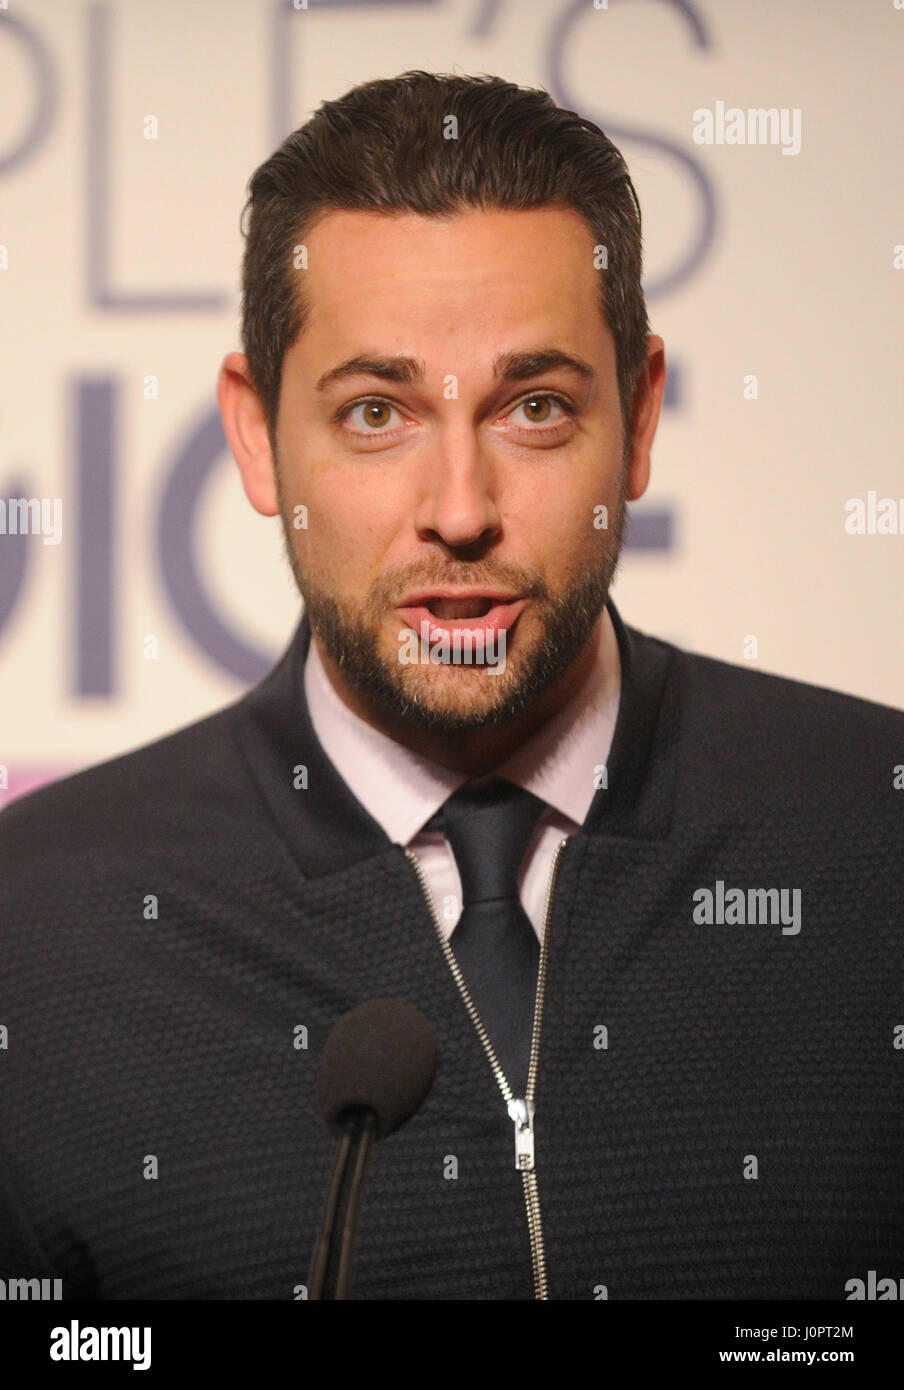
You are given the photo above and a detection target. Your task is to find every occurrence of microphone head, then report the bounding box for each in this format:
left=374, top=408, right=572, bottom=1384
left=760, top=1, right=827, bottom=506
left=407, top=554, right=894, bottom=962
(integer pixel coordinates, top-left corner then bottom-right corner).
left=317, top=999, right=439, bottom=1139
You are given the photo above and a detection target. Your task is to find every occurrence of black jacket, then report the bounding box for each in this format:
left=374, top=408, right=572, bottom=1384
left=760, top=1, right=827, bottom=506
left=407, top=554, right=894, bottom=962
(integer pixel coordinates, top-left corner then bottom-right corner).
left=1, top=599, right=902, bottom=1299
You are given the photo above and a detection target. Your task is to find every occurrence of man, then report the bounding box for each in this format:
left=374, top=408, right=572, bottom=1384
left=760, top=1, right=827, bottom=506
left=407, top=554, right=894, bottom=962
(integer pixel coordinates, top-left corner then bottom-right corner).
left=1, top=71, right=901, bottom=1301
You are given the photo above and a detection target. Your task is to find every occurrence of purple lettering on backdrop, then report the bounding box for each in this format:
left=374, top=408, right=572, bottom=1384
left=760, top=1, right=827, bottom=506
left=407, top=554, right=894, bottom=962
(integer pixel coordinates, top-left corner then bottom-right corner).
left=0, top=12, right=58, bottom=174
left=270, top=0, right=442, bottom=146
left=547, top=0, right=716, bottom=299
left=0, top=477, right=30, bottom=637
left=0, top=14, right=57, bottom=643
left=87, top=5, right=226, bottom=310
left=156, top=408, right=274, bottom=685
left=75, top=379, right=117, bottom=696
left=545, top=0, right=717, bottom=550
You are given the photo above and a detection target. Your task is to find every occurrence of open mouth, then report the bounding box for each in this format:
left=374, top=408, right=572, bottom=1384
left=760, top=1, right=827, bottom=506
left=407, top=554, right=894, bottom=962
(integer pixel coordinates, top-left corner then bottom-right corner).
left=424, top=597, right=495, bottom=619
left=397, top=596, right=528, bottom=637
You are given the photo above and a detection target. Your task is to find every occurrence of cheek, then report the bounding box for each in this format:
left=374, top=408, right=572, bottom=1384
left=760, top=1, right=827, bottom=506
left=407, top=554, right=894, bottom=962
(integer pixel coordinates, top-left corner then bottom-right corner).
left=301, top=479, right=393, bottom=579
left=514, top=480, right=601, bottom=557
left=538, top=477, right=619, bottom=582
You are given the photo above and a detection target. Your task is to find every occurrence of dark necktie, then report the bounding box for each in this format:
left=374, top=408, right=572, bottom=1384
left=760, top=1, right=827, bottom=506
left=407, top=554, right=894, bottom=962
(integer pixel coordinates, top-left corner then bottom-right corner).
left=424, top=777, right=547, bottom=1097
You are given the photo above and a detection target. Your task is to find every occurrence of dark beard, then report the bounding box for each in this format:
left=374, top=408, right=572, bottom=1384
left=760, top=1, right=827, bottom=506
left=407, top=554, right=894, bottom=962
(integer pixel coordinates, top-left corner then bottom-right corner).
left=275, top=470, right=627, bottom=735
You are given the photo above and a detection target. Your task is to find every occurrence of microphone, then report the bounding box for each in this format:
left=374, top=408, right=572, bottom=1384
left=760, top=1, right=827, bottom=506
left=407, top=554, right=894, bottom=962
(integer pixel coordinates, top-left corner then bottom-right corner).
left=307, top=999, right=439, bottom=1299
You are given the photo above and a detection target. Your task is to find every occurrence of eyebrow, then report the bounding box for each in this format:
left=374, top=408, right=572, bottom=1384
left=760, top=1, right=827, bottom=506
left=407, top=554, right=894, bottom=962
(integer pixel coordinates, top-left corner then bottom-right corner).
left=314, top=347, right=595, bottom=393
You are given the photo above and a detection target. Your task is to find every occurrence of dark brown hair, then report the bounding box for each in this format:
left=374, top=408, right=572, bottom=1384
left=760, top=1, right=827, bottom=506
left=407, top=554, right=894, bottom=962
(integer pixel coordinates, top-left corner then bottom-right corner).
left=240, top=70, right=650, bottom=448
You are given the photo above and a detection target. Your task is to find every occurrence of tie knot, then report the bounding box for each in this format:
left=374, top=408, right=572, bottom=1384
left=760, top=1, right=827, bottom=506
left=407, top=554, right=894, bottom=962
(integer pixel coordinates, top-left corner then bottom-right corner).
left=425, top=776, right=547, bottom=908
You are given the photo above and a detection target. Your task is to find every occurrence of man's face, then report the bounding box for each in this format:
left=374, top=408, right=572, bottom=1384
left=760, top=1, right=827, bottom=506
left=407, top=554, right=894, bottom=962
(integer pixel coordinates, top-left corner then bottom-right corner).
left=227, top=206, right=661, bottom=742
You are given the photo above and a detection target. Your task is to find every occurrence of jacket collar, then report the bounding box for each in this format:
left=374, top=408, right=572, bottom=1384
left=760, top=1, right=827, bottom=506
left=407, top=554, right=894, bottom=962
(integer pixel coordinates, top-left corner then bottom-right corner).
left=231, top=597, right=677, bottom=880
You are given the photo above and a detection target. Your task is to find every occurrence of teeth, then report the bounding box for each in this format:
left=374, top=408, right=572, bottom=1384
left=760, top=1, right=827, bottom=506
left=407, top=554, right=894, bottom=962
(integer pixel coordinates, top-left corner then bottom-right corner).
left=429, top=597, right=494, bottom=619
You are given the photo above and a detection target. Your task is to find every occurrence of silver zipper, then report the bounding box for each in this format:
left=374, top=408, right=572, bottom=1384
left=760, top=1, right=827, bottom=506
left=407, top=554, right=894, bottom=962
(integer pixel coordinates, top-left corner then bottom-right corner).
left=404, top=835, right=569, bottom=1300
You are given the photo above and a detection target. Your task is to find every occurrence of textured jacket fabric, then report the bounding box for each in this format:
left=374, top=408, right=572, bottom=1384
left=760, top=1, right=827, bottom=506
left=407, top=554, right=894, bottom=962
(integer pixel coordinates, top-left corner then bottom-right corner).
left=1, top=599, right=902, bottom=1300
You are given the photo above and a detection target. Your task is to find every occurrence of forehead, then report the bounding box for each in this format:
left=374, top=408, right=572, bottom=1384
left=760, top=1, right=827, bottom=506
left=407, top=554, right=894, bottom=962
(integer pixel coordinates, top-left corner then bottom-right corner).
left=290, top=205, right=610, bottom=361
left=302, top=203, right=597, bottom=265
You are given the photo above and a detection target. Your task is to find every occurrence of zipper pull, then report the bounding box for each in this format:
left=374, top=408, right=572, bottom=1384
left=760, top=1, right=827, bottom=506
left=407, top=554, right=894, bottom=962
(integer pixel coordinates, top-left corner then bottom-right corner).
left=507, top=1098, right=536, bottom=1171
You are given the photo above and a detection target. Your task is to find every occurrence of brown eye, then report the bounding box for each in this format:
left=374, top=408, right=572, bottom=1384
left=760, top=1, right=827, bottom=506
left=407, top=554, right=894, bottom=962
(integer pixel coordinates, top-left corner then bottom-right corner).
left=363, top=402, right=392, bottom=428
left=522, top=396, right=552, bottom=422
left=512, top=394, right=572, bottom=429
left=338, top=399, right=404, bottom=434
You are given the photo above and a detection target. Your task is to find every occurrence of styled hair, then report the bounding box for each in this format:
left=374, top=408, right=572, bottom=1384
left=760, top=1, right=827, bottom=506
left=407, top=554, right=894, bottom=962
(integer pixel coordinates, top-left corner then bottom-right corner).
left=239, top=70, right=650, bottom=448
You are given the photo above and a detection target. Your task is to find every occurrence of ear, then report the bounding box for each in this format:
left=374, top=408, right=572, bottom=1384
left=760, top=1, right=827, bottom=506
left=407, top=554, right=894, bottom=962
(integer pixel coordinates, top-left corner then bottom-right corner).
left=624, top=335, right=666, bottom=502
left=216, top=351, right=280, bottom=516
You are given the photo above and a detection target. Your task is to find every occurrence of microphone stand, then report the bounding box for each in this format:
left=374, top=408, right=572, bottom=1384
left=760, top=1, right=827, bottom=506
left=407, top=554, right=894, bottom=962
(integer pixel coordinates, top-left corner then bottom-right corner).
left=308, top=1106, right=378, bottom=1299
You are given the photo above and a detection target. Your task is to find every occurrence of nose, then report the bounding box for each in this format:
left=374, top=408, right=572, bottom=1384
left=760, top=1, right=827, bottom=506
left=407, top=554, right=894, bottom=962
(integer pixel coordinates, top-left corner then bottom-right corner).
left=411, top=433, right=503, bottom=549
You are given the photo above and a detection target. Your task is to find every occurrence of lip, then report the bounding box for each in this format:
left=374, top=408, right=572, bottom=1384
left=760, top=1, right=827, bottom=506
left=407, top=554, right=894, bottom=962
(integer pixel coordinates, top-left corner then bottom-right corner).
left=397, top=598, right=528, bottom=639
left=398, top=588, right=521, bottom=607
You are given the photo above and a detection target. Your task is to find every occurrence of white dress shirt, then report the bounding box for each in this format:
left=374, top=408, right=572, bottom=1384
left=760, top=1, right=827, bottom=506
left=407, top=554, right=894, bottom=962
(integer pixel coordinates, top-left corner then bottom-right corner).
left=304, top=606, right=621, bottom=945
